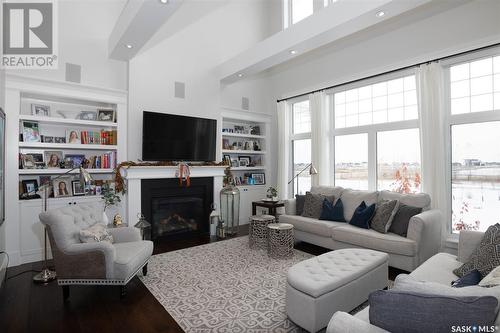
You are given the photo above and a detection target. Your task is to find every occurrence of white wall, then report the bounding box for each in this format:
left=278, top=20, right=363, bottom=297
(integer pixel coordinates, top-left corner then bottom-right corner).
left=128, top=0, right=274, bottom=161
left=5, top=0, right=128, bottom=90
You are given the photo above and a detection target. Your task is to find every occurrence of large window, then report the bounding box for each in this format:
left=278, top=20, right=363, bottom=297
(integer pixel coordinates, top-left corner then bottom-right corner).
left=291, top=0, right=313, bottom=24
left=448, top=53, right=500, bottom=233
left=291, top=99, right=312, bottom=195
left=335, top=134, right=368, bottom=190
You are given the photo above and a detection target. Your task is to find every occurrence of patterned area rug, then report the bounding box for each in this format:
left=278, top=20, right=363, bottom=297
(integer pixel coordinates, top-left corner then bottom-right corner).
left=139, top=236, right=313, bottom=332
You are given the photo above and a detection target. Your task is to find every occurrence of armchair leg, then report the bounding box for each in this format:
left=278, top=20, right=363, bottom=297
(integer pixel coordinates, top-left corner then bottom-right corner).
left=62, top=286, right=70, bottom=301
left=120, top=285, right=127, bottom=299
left=142, top=263, right=148, bottom=276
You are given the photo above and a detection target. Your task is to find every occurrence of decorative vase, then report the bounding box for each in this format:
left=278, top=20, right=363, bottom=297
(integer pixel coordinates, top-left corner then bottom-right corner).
left=220, top=184, right=240, bottom=236
left=102, top=211, right=109, bottom=225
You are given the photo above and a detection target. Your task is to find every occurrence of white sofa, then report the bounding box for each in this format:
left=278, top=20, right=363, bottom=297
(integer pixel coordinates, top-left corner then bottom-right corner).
left=281, top=186, right=442, bottom=272
left=326, top=230, right=500, bottom=332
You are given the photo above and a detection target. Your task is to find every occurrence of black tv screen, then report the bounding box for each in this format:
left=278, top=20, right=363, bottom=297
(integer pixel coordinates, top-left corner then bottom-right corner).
left=142, top=111, right=217, bottom=161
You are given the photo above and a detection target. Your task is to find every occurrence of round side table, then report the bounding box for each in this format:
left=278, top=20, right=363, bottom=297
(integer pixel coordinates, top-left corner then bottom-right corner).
left=249, top=215, right=275, bottom=250
left=267, top=223, right=294, bottom=259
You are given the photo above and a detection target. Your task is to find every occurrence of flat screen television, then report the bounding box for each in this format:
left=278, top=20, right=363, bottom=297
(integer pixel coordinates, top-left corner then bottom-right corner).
left=142, top=111, right=217, bottom=161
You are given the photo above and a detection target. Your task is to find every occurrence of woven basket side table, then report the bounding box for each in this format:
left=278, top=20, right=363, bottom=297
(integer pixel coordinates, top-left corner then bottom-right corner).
left=249, top=215, right=275, bottom=250
left=267, top=223, right=294, bottom=259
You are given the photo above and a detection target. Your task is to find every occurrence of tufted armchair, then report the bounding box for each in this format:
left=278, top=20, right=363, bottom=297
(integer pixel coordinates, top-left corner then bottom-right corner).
left=39, top=204, right=153, bottom=300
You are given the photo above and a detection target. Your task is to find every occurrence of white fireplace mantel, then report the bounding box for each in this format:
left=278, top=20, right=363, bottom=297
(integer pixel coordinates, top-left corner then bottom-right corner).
left=122, top=166, right=226, bottom=233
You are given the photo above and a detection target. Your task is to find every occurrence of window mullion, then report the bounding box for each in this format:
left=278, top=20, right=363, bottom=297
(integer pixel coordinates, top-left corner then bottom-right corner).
left=367, top=130, right=377, bottom=191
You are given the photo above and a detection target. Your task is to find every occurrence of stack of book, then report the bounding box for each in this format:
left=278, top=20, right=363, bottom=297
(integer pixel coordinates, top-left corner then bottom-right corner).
left=80, top=130, right=117, bottom=145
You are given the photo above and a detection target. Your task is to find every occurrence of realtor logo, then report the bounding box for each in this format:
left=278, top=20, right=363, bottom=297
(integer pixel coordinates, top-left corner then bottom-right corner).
left=2, top=1, right=58, bottom=69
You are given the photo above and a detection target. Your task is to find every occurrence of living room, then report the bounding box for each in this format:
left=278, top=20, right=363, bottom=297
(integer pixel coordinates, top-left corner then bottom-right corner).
left=1, top=0, right=500, bottom=332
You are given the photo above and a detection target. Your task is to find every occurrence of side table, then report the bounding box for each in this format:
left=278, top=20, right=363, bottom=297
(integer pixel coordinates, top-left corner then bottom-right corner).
left=267, top=223, right=294, bottom=259
left=249, top=215, right=275, bottom=250
left=252, top=200, right=285, bottom=217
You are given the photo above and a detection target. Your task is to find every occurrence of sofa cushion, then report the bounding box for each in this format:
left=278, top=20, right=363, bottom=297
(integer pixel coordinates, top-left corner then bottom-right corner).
left=320, top=198, right=346, bottom=222
left=339, top=189, right=378, bottom=222
left=302, top=192, right=335, bottom=219
left=454, top=224, right=500, bottom=278
left=295, top=194, right=306, bottom=215
left=310, top=186, right=344, bottom=198
left=369, top=290, right=498, bottom=333
left=113, top=240, right=153, bottom=280
left=349, top=201, right=376, bottom=229
left=371, top=200, right=399, bottom=234
left=378, top=190, right=431, bottom=210
left=279, top=214, right=344, bottom=236
left=411, top=252, right=463, bottom=285
left=388, top=204, right=422, bottom=237
left=332, top=225, right=417, bottom=256
left=480, top=266, right=500, bottom=287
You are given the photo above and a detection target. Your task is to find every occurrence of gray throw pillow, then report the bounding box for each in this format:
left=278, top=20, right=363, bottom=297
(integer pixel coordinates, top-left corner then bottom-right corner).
left=301, top=192, right=335, bottom=219
left=295, top=194, right=306, bottom=215
left=388, top=204, right=422, bottom=237
left=371, top=200, right=399, bottom=234
left=369, top=290, right=498, bottom=333
left=454, top=223, right=500, bottom=278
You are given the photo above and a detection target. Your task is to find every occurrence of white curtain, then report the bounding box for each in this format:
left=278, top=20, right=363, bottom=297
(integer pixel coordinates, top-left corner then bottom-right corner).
left=310, top=91, right=330, bottom=186
left=417, top=62, right=447, bottom=235
left=277, top=101, right=291, bottom=199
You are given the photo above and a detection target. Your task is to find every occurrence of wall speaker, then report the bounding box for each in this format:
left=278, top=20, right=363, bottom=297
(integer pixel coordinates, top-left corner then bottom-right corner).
left=242, top=97, right=250, bottom=110
left=65, top=63, right=81, bottom=83
left=175, top=81, right=185, bottom=99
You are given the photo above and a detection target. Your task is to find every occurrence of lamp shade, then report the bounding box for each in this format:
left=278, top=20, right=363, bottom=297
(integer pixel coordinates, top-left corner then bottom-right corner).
left=79, top=166, right=93, bottom=184
left=309, top=164, right=318, bottom=175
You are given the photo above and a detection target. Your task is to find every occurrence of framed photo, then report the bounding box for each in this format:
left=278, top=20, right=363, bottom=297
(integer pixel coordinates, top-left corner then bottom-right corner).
left=21, top=154, right=35, bottom=169
left=230, top=159, right=239, bottom=168
left=41, top=135, right=54, bottom=143
left=39, top=176, right=53, bottom=197
left=234, top=176, right=241, bottom=186
left=53, top=177, right=72, bottom=198
left=223, top=154, right=231, bottom=165
left=238, top=156, right=251, bottom=167
left=222, top=138, right=230, bottom=150
left=44, top=151, right=63, bottom=168
left=250, top=126, right=260, bottom=135
left=66, top=130, right=80, bottom=144
left=251, top=173, right=266, bottom=185
left=79, top=111, right=97, bottom=121
left=54, top=136, right=66, bottom=144
left=22, top=121, right=41, bottom=142
left=64, top=154, right=85, bottom=168
left=22, top=179, right=38, bottom=194
left=97, top=109, right=116, bottom=122
left=250, top=155, right=262, bottom=167
left=31, top=104, right=50, bottom=117
left=71, top=180, right=86, bottom=196
left=234, top=125, right=244, bottom=133
left=22, top=150, right=44, bottom=169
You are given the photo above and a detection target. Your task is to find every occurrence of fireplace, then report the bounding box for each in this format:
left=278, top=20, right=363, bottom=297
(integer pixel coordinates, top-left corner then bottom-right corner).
left=141, top=177, right=213, bottom=240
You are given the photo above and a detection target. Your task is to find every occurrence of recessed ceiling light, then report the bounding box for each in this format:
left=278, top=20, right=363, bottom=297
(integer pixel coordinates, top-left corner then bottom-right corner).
left=159, top=0, right=168, bottom=4
left=237, top=73, right=244, bottom=78
left=376, top=11, right=385, bottom=17
left=125, top=44, right=133, bottom=49
left=289, top=50, right=297, bottom=55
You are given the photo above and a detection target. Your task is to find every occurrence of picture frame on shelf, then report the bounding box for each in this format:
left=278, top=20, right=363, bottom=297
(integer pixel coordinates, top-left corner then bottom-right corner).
left=250, top=126, right=260, bottom=135
left=97, top=109, right=116, bottom=122
left=44, top=151, right=63, bottom=168
left=53, top=177, right=72, bottom=198
left=234, top=176, right=241, bottom=186
left=223, top=154, right=231, bottom=165
left=222, top=138, right=230, bottom=150
left=66, top=130, right=80, bottom=144
left=234, top=125, right=245, bottom=133
left=64, top=154, right=86, bottom=168
left=21, top=150, right=44, bottom=169
left=230, top=159, right=239, bottom=168
left=251, top=173, right=266, bottom=185
left=40, top=176, right=53, bottom=197
left=22, top=121, right=41, bottom=142
left=79, top=111, right=97, bottom=121
left=22, top=179, right=39, bottom=194
left=31, top=104, right=50, bottom=117
left=71, top=180, right=86, bottom=196
left=20, top=154, right=35, bottom=169
left=250, top=155, right=262, bottom=167
left=238, top=156, right=251, bottom=167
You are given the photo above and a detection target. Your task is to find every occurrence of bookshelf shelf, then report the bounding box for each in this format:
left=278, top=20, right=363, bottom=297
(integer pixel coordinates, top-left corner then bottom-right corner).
left=19, top=142, right=117, bottom=150
left=19, top=115, right=118, bottom=128
left=19, top=168, right=115, bottom=175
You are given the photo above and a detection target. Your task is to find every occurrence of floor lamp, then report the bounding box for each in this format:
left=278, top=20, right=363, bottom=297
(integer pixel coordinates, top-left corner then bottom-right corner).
left=288, top=163, right=318, bottom=195
left=30, top=166, right=93, bottom=284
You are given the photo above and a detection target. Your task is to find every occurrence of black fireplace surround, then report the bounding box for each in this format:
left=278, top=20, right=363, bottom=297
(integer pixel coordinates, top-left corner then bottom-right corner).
left=141, top=177, right=213, bottom=241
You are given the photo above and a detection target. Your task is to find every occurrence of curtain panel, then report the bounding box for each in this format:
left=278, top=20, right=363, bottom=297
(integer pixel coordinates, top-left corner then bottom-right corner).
left=277, top=100, right=291, bottom=199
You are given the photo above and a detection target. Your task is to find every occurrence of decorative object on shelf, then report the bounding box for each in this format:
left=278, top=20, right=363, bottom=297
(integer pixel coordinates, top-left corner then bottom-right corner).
left=288, top=162, right=318, bottom=194
left=44, top=151, right=63, bottom=168
left=216, top=219, right=226, bottom=239
left=41, top=135, right=54, bottom=143
left=53, top=177, right=72, bottom=197
left=66, top=129, right=80, bottom=144
left=56, top=110, right=81, bottom=119
left=22, top=179, right=39, bottom=194
left=71, top=180, right=85, bottom=196
left=222, top=138, right=230, bottom=149
left=97, top=109, right=116, bottom=122
left=249, top=214, right=275, bottom=250
left=220, top=182, right=240, bottom=236
left=175, top=163, right=191, bottom=187
left=238, top=156, right=251, bottom=167
left=31, top=104, right=50, bottom=117
left=113, top=214, right=123, bottom=226
left=266, top=186, right=278, bottom=201
left=102, top=182, right=121, bottom=225
left=22, top=121, right=40, bottom=142
left=134, top=213, right=151, bottom=240
left=223, top=154, right=231, bottom=165
left=29, top=165, right=93, bottom=284
left=79, top=111, right=97, bottom=120
left=267, top=223, right=294, bottom=259
left=250, top=125, right=260, bottom=135
left=54, top=136, right=66, bottom=143
left=252, top=173, right=266, bottom=185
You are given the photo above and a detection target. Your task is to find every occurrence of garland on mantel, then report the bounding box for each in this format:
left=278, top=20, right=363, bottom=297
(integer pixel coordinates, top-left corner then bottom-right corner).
left=113, top=160, right=229, bottom=194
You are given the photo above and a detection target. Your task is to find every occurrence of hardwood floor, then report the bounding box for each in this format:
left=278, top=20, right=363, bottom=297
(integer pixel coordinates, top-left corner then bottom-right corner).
left=0, top=226, right=406, bottom=333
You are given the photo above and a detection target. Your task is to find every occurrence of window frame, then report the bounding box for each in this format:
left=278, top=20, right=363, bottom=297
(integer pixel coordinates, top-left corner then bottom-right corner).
left=329, top=68, right=420, bottom=191
left=283, top=0, right=325, bottom=29
left=289, top=96, right=312, bottom=196
left=442, top=47, right=500, bottom=236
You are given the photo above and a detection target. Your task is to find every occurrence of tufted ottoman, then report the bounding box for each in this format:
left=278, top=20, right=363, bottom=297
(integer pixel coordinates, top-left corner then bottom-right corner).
left=286, top=249, right=388, bottom=332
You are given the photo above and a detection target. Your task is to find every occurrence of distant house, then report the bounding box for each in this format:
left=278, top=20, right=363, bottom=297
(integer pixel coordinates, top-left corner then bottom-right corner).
left=464, top=159, right=481, bottom=167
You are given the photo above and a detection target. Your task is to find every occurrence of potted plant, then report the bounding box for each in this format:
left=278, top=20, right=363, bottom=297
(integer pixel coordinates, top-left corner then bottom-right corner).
left=266, top=186, right=278, bottom=201
left=101, top=182, right=121, bottom=225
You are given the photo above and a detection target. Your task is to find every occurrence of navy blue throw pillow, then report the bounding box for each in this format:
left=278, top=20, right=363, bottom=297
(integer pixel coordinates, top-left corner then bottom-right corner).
left=319, top=198, right=346, bottom=222
left=349, top=201, right=376, bottom=229
left=452, top=269, right=482, bottom=288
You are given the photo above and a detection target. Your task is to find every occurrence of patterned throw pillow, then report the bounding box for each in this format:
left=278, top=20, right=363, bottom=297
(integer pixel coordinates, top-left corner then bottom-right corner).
left=454, top=224, right=500, bottom=278
left=301, top=192, right=335, bottom=219
left=79, top=223, right=114, bottom=243
left=371, top=200, right=399, bottom=234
